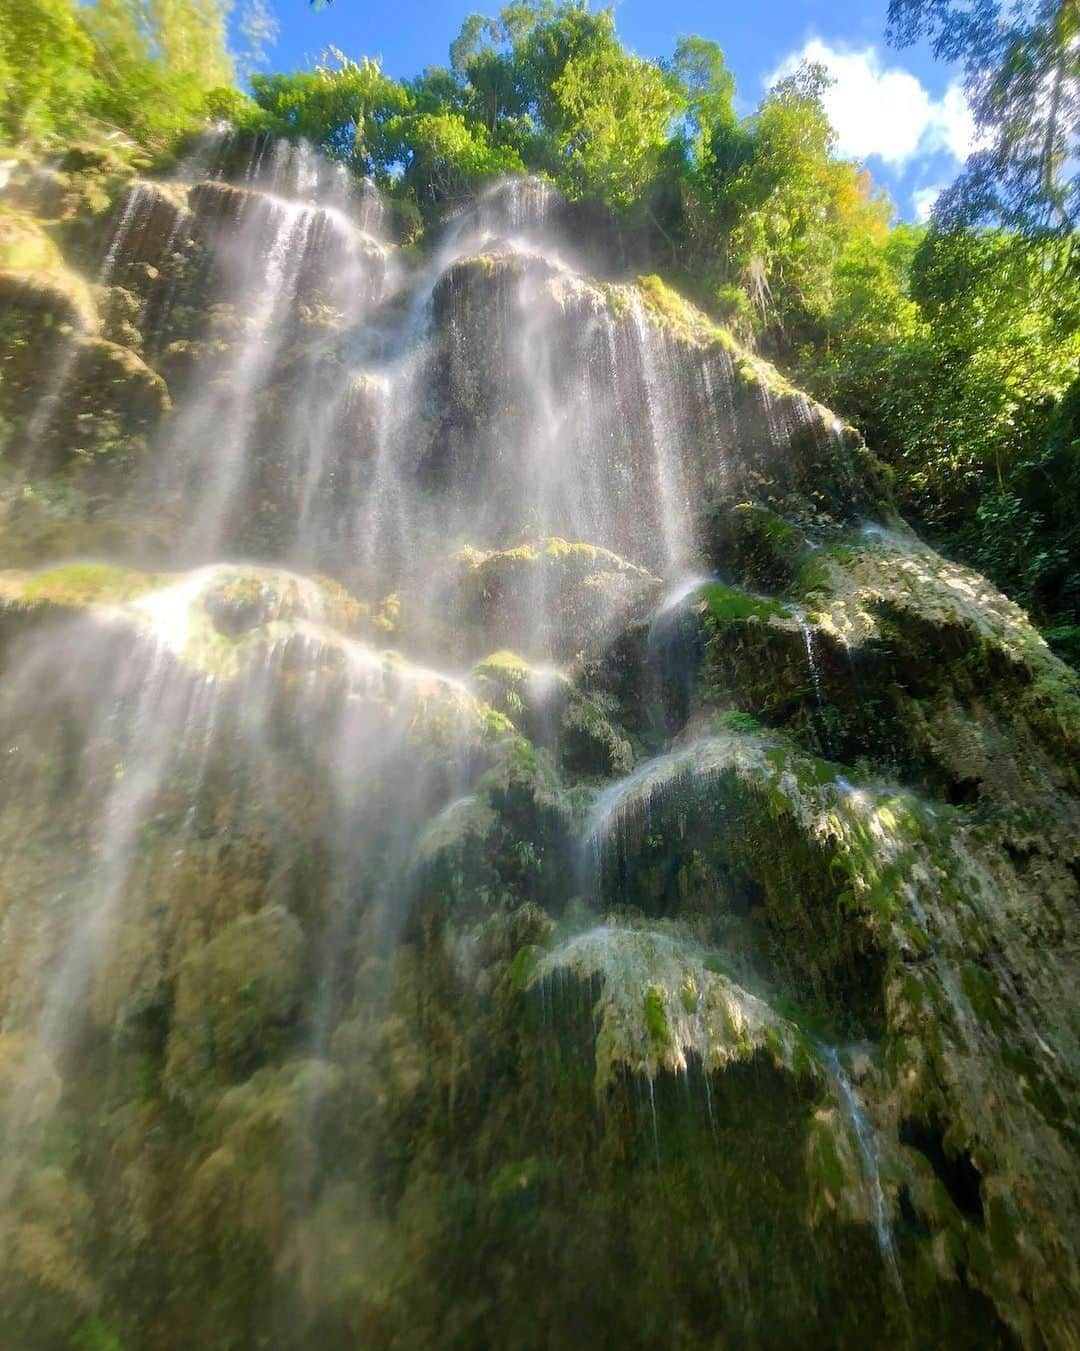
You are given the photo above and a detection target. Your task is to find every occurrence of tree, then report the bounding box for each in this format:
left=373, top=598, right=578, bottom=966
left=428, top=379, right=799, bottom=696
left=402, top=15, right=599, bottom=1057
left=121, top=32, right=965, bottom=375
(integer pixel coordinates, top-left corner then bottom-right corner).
left=669, top=35, right=737, bottom=150
left=550, top=40, right=684, bottom=206
left=250, top=54, right=411, bottom=173
left=393, top=110, right=525, bottom=202
left=888, top=0, right=1079, bottom=234
left=0, top=0, right=237, bottom=150
left=703, top=64, right=890, bottom=343
left=0, top=0, right=96, bottom=142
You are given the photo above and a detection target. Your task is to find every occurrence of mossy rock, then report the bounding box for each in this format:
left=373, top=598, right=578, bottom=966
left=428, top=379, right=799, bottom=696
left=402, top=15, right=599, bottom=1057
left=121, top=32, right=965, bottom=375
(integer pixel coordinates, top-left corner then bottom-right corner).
left=471, top=649, right=631, bottom=778
left=784, top=528, right=1080, bottom=803
left=163, top=905, right=306, bottom=1102
left=530, top=921, right=814, bottom=1091
left=704, top=501, right=809, bottom=592
left=413, top=732, right=580, bottom=923
left=453, top=537, right=661, bottom=661
left=0, top=317, right=168, bottom=475
left=15, top=561, right=163, bottom=607
left=0, top=258, right=97, bottom=339
left=0, top=209, right=65, bottom=275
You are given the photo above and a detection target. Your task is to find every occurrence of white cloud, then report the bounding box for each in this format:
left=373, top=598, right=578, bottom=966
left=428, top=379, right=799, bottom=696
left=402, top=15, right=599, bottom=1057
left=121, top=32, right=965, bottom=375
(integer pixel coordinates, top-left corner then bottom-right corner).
left=767, top=40, right=980, bottom=168
left=912, top=184, right=945, bottom=221
left=927, top=82, right=980, bottom=161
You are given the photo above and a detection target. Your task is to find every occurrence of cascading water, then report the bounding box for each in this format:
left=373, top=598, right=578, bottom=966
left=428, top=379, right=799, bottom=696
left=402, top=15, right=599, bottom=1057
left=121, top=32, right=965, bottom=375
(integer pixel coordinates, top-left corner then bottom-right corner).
left=801, top=617, right=824, bottom=704
left=816, top=1041, right=903, bottom=1291
left=1, top=136, right=1076, bottom=1350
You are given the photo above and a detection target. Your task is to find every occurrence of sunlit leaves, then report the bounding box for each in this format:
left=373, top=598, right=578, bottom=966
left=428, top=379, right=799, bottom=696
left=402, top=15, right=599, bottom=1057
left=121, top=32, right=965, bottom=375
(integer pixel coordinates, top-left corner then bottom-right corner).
left=888, top=0, right=1079, bottom=234
left=551, top=43, right=684, bottom=206
left=0, top=0, right=95, bottom=142
left=251, top=52, right=412, bottom=170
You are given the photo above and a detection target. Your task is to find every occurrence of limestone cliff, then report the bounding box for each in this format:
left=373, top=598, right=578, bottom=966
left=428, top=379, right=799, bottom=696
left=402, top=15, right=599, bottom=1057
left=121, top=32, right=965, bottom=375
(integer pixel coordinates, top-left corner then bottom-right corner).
left=0, top=132, right=1076, bottom=1351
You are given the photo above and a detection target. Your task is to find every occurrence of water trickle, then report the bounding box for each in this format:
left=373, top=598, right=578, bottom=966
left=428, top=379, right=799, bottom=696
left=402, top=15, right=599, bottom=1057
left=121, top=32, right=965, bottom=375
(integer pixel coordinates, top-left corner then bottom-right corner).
left=647, top=1076, right=660, bottom=1164
left=817, top=1042, right=903, bottom=1292
left=654, top=575, right=711, bottom=620
left=475, top=174, right=562, bottom=240
left=100, top=182, right=154, bottom=282
left=801, top=620, right=824, bottom=705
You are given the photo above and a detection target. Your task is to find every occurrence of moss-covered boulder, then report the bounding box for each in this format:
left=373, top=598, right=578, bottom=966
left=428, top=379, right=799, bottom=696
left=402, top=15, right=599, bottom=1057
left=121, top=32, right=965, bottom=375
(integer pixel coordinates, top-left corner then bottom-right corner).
left=164, top=906, right=305, bottom=1102
left=452, top=537, right=661, bottom=660
left=471, top=648, right=632, bottom=777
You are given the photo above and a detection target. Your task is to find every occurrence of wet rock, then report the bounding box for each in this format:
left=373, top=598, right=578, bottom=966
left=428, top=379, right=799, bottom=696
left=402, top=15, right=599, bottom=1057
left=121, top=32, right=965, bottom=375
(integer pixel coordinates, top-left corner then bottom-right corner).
left=164, top=905, right=305, bottom=1101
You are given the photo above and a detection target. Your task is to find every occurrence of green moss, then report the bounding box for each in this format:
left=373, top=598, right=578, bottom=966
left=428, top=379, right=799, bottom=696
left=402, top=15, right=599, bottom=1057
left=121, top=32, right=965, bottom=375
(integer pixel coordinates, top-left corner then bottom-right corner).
left=703, top=953, right=734, bottom=978
left=987, top=1194, right=1020, bottom=1259
left=707, top=503, right=807, bottom=593
left=762, top=1025, right=785, bottom=1063
left=715, top=710, right=762, bottom=734
left=679, top=975, right=699, bottom=1014
left=0, top=208, right=65, bottom=272
left=164, top=906, right=305, bottom=1103
left=479, top=702, right=518, bottom=738
left=700, top=582, right=787, bottom=627
left=510, top=944, right=542, bottom=992
left=1000, top=1046, right=1068, bottom=1125
left=960, top=964, right=1011, bottom=1034
left=70, top=1319, right=125, bottom=1351
left=643, top=986, right=669, bottom=1048
left=0, top=241, right=97, bottom=334
left=769, top=996, right=841, bottom=1045
left=599, top=282, right=631, bottom=319
left=901, top=974, right=926, bottom=1012
left=809, top=1116, right=848, bottom=1198
left=20, top=562, right=160, bottom=607
left=475, top=649, right=533, bottom=680
left=634, top=273, right=734, bottom=350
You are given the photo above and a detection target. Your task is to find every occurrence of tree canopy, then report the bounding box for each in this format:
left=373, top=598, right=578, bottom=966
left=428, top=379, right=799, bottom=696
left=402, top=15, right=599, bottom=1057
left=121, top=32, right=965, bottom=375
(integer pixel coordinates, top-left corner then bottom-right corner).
left=888, top=0, right=1079, bottom=234
left=0, top=0, right=236, bottom=148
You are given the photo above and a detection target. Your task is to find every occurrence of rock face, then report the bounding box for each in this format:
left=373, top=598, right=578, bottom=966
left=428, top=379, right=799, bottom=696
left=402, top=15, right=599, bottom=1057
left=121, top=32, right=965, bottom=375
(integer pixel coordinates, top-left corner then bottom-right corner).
left=0, top=134, right=1077, bottom=1351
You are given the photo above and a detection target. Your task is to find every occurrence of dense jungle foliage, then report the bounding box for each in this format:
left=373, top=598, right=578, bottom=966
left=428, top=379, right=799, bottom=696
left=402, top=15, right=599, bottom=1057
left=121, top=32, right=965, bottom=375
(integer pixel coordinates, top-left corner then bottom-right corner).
left=2, top=0, right=1077, bottom=660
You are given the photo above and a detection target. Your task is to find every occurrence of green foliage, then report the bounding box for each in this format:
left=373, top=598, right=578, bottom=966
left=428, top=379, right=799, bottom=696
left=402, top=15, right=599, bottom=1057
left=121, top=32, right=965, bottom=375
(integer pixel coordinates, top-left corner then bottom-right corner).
left=713, top=65, right=892, bottom=343
left=0, top=0, right=95, bottom=142
left=887, top=0, right=1079, bottom=234
left=549, top=36, right=683, bottom=206
left=251, top=52, right=411, bottom=171
left=668, top=36, right=737, bottom=150
left=803, top=225, right=1080, bottom=639
left=416, top=3, right=684, bottom=204
left=0, top=0, right=236, bottom=150
left=401, top=109, right=525, bottom=201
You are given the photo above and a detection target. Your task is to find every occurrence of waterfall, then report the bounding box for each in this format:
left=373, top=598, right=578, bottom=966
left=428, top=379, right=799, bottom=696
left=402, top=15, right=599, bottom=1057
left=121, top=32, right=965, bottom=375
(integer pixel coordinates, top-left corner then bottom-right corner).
left=2, top=138, right=1067, bottom=1346
left=629, top=295, right=695, bottom=573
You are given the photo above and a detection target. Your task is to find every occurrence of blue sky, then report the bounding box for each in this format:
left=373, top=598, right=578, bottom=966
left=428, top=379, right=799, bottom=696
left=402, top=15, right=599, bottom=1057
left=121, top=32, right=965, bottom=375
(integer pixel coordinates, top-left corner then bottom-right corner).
left=247, top=0, right=974, bottom=221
